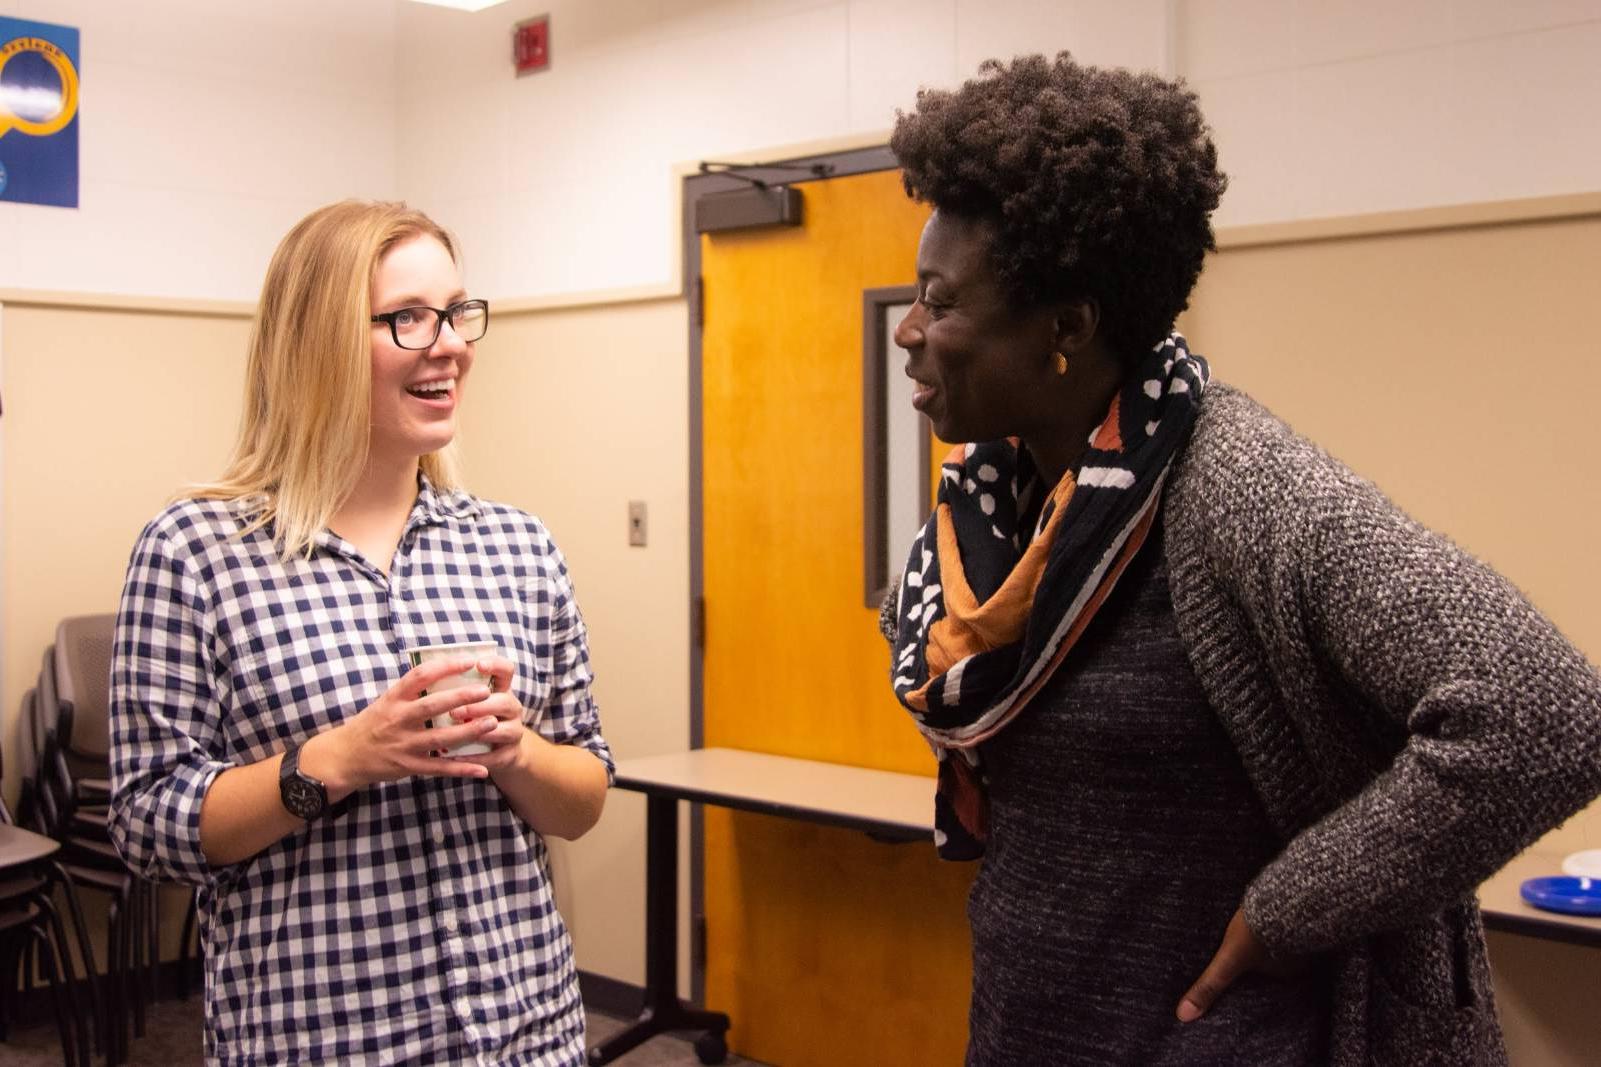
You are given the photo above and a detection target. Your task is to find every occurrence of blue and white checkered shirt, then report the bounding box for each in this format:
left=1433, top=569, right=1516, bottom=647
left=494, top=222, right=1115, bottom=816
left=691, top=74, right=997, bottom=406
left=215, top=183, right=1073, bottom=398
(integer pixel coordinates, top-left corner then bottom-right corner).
left=109, top=477, right=614, bottom=1066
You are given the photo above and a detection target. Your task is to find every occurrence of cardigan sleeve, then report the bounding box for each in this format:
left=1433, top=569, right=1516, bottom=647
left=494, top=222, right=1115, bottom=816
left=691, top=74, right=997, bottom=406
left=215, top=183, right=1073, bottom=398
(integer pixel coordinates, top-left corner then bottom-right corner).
left=1172, top=387, right=1601, bottom=957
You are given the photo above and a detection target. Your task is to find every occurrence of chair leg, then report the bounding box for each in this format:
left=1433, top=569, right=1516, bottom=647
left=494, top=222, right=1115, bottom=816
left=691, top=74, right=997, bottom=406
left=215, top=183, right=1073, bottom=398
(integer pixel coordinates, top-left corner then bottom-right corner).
left=21, top=921, right=37, bottom=998
left=35, top=892, right=93, bottom=1067
left=177, top=888, right=198, bottom=1000
left=146, top=882, right=161, bottom=1002
left=0, top=936, right=18, bottom=1041
left=29, top=924, right=78, bottom=1067
left=106, top=892, right=128, bottom=1066
left=126, top=881, right=146, bottom=1039
left=47, top=863, right=103, bottom=1058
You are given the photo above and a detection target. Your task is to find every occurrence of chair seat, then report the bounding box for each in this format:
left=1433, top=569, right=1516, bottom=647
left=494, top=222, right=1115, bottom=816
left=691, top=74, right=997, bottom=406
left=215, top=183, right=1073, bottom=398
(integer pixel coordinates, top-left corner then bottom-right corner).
left=64, top=750, right=109, bottom=779
left=0, top=824, right=62, bottom=867
left=0, top=871, right=50, bottom=903
left=57, top=833, right=123, bottom=872
left=58, top=859, right=128, bottom=893
left=75, top=777, right=112, bottom=804
left=70, top=808, right=110, bottom=833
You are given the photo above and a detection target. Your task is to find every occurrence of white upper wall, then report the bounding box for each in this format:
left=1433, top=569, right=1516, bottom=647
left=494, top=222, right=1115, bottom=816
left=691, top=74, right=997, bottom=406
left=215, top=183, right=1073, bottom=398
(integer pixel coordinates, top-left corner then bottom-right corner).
left=3, top=1, right=1598, bottom=302
left=399, top=0, right=1601, bottom=300
left=0, top=0, right=399, bottom=300
left=1180, top=0, right=1601, bottom=227
left=396, top=0, right=1170, bottom=300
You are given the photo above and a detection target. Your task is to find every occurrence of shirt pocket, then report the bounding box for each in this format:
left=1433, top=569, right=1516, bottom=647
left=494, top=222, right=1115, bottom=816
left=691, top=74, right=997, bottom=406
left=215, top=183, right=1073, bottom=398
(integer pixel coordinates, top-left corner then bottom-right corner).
left=229, top=637, right=396, bottom=755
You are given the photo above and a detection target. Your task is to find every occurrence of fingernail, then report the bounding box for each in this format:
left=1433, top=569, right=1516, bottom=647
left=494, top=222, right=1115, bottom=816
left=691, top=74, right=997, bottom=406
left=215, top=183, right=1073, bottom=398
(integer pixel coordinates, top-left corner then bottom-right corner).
left=1176, top=999, right=1202, bottom=1023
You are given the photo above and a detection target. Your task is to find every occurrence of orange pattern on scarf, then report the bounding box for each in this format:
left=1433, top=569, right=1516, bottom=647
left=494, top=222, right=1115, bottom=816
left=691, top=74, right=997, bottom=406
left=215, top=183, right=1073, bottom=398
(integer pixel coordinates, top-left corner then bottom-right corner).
left=904, top=465, right=1079, bottom=711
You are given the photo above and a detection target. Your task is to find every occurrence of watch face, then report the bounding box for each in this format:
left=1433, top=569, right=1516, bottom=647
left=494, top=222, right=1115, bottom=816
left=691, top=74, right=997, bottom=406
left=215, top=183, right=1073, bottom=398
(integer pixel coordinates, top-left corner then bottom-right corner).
left=282, top=775, right=325, bottom=819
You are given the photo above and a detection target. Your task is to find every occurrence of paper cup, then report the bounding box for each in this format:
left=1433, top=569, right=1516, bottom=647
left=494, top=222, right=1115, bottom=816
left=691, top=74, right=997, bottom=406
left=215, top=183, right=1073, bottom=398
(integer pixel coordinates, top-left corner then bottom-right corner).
left=408, top=641, right=499, bottom=756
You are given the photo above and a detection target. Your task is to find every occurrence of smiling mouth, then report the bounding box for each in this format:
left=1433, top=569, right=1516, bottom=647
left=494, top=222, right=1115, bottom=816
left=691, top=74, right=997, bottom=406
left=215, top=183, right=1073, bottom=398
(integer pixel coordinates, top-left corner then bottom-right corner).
left=406, top=377, right=455, bottom=400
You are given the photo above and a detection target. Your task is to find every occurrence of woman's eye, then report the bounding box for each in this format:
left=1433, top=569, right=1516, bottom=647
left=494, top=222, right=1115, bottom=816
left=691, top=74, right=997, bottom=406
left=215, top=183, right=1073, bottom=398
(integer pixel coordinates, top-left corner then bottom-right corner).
left=393, top=308, right=419, bottom=326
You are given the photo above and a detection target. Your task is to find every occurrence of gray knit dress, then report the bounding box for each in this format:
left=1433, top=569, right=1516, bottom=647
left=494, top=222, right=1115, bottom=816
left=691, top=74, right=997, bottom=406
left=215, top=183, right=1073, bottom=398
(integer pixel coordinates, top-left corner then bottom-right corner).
left=912, top=384, right=1601, bottom=1066
left=967, top=520, right=1328, bottom=1064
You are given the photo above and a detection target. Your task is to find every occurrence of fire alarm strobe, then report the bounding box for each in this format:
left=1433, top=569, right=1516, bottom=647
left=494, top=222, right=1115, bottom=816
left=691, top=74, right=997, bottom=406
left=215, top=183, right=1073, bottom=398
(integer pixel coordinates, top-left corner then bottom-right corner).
left=514, top=15, right=549, bottom=75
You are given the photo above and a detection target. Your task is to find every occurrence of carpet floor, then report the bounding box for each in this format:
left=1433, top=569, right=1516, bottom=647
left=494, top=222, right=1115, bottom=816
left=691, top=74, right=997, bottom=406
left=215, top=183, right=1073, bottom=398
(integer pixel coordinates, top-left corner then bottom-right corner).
left=0, top=994, right=769, bottom=1066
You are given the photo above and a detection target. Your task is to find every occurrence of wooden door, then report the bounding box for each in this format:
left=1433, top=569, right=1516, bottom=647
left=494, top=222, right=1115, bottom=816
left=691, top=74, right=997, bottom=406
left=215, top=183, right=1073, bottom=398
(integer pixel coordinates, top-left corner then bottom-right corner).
left=699, top=168, right=976, bottom=1065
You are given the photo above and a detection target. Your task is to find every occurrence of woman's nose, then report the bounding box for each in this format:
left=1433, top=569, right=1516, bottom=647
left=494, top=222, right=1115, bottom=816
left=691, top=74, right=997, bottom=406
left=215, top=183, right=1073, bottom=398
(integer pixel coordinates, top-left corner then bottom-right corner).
left=894, top=303, right=925, bottom=349
left=432, top=318, right=469, bottom=354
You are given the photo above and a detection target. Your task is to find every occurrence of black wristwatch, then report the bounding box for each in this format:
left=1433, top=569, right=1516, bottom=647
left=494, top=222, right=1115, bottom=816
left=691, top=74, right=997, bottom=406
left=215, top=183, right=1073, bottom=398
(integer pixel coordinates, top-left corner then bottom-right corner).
left=279, top=739, right=329, bottom=821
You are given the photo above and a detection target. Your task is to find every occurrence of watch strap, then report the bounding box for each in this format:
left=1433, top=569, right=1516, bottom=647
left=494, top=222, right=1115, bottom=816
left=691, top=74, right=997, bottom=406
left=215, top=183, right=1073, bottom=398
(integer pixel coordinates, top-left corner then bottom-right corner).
left=279, top=739, right=329, bottom=820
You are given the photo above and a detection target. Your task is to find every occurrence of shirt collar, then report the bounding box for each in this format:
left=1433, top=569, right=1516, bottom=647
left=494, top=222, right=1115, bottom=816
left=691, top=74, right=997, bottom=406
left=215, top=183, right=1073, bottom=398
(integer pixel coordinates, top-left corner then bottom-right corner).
left=413, top=471, right=480, bottom=527
left=303, top=474, right=479, bottom=564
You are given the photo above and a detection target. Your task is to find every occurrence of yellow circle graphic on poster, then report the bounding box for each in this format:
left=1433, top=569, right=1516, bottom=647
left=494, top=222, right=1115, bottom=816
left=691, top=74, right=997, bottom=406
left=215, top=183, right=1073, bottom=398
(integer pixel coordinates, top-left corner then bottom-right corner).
left=0, top=35, right=80, bottom=138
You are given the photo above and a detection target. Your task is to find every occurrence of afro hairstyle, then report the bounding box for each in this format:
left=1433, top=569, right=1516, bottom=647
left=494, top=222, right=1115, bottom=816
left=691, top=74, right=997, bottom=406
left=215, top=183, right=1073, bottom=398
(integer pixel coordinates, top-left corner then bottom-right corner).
left=890, top=53, right=1228, bottom=359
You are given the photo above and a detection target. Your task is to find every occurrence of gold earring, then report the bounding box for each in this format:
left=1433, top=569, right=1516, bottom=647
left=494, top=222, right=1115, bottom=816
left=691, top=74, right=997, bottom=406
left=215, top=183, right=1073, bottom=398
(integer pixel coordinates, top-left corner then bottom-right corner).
left=1054, top=352, right=1069, bottom=376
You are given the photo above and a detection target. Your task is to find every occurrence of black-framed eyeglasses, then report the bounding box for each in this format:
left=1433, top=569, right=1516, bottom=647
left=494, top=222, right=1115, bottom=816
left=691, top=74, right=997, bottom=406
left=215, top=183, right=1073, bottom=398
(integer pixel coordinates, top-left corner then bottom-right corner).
left=370, top=299, right=490, bottom=350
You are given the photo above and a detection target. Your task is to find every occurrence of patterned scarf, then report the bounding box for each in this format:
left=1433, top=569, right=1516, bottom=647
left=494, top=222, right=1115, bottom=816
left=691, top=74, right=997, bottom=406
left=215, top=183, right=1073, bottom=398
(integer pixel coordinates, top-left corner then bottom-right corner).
left=890, top=333, right=1208, bottom=859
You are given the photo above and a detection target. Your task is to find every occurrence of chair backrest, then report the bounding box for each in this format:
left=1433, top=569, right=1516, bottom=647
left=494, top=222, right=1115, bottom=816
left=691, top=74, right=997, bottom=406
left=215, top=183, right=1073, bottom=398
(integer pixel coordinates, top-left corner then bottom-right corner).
left=0, top=688, right=29, bottom=827
left=30, top=648, right=72, bottom=833
left=54, top=614, right=116, bottom=760
left=18, top=679, right=60, bottom=835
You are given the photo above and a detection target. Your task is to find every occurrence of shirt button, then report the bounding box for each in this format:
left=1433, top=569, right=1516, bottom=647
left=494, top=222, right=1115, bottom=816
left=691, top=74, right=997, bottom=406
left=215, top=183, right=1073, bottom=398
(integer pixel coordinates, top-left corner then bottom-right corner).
left=442, top=913, right=459, bottom=933
left=431, top=826, right=446, bottom=846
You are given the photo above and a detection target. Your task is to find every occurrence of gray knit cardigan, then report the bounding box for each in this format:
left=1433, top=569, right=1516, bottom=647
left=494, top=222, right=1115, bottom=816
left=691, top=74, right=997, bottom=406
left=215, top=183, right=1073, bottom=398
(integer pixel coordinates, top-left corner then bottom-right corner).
left=1159, top=384, right=1601, bottom=1065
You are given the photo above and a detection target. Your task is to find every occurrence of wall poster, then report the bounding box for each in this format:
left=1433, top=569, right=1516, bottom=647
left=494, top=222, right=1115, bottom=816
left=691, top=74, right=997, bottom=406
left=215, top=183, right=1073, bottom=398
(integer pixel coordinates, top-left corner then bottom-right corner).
left=0, top=15, right=80, bottom=208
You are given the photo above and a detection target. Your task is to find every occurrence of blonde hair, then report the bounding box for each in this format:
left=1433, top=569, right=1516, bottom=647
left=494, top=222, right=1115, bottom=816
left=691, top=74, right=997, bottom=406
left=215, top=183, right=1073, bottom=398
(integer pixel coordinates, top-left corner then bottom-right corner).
left=194, top=200, right=465, bottom=558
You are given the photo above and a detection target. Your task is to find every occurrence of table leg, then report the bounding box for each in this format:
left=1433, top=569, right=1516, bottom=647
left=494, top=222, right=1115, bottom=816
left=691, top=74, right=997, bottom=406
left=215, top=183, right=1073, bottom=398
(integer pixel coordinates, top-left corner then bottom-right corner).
left=587, top=794, right=731, bottom=1064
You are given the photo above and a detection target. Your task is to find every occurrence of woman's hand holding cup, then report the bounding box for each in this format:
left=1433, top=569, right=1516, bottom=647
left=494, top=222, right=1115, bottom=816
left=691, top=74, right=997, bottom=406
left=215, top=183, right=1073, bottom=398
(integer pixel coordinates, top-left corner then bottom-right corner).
left=308, top=655, right=499, bottom=798
left=446, top=655, right=532, bottom=776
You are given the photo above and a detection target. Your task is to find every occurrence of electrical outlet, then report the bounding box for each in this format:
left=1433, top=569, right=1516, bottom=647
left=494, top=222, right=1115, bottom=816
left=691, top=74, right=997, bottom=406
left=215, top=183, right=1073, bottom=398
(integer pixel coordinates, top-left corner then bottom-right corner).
left=628, top=501, right=647, bottom=547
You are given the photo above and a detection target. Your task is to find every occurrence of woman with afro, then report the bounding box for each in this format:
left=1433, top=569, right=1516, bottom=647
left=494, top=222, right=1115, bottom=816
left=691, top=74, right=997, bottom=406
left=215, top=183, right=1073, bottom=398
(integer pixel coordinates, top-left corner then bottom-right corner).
left=882, top=53, right=1601, bottom=1065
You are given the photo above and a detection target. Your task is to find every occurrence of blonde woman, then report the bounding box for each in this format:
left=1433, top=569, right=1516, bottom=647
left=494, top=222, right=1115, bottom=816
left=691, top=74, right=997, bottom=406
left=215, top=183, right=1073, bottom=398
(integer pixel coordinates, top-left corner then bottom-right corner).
left=109, top=201, right=612, bottom=1065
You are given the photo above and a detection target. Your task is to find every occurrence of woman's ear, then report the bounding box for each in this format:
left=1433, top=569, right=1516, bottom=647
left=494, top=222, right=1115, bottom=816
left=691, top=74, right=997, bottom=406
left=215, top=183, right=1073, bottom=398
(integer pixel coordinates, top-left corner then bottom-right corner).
left=1054, top=298, right=1101, bottom=355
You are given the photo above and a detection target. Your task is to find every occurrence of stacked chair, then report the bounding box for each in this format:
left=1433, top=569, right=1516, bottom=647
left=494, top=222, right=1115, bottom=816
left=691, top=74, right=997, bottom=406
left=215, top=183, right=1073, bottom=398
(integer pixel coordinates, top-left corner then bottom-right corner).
left=0, top=689, right=93, bottom=1067
left=13, top=613, right=200, bottom=1066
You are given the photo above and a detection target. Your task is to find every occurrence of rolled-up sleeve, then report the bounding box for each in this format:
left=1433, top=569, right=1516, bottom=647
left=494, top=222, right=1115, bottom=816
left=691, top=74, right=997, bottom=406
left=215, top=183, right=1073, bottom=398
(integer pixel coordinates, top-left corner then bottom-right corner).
left=533, top=542, right=614, bottom=783
left=109, top=520, right=235, bottom=888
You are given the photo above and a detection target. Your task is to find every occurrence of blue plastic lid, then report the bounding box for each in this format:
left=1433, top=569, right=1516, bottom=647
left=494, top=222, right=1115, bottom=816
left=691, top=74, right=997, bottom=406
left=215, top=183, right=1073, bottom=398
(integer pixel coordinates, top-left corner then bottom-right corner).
left=1519, top=876, right=1601, bottom=917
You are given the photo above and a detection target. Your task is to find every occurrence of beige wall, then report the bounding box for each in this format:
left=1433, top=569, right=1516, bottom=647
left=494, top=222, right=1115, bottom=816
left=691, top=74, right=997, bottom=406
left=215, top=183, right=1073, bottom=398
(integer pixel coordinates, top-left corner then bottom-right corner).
left=453, top=297, right=693, bottom=987
left=1487, top=930, right=1601, bottom=1067
left=0, top=300, right=252, bottom=965
left=1185, top=201, right=1601, bottom=1065
left=0, top=301, right=250, bottom=806
left=1186, top=203, right=1601, bottom=854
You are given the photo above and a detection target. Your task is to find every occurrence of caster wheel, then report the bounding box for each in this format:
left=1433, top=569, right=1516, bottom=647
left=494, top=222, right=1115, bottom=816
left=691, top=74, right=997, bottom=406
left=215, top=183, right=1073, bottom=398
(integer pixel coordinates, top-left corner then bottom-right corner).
left=694, top=1029, right=728, bottom=1064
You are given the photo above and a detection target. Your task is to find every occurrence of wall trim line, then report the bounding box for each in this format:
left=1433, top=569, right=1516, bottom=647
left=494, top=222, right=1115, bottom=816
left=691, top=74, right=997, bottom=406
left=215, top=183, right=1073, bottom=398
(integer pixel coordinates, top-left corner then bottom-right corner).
left=1216, top=191, right=1601, bottom=250
left=0, top=289, right=254, bottom=318
left=492, top=284, right=682, bottom=314
left=8, top=189, right=1594, bottom=317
